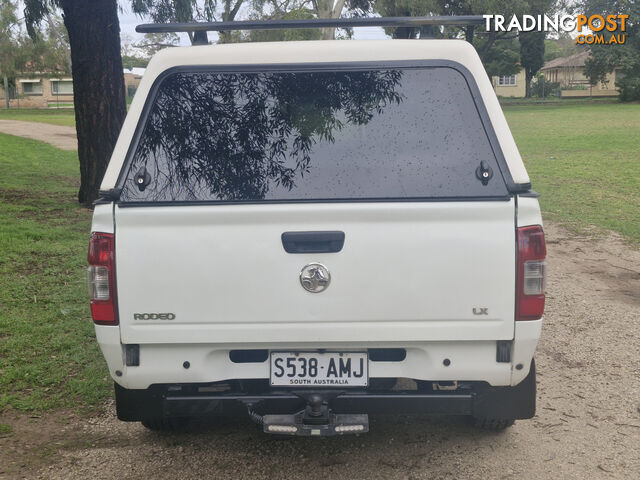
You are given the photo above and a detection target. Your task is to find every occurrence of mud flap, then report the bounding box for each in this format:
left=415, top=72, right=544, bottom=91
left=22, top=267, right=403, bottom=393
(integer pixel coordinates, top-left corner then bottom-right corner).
left=472, top=360, right=536, bottom=420
left=114, top=382, right=164, bottom=421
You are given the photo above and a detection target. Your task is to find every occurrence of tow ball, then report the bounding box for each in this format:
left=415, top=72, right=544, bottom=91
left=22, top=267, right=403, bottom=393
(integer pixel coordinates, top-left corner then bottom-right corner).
left=249, top=391, right=369, bottom=436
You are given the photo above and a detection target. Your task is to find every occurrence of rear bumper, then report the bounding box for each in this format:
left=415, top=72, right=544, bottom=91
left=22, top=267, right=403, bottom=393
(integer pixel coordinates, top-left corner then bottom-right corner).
left=115, top=361, right=537, bottom=422
left=96, top=320, right=542, bottom=389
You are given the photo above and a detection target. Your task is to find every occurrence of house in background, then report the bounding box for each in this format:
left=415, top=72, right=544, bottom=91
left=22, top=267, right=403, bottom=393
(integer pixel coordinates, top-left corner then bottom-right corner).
left=540, top=51, right=618, bottom=97
left=0, top=76, right=75, bottom=108
left=1, top=68, right=146, bottom=108
left=491, top=68, right=526, bottom=98
left=123, top=67, right=146, bottom=98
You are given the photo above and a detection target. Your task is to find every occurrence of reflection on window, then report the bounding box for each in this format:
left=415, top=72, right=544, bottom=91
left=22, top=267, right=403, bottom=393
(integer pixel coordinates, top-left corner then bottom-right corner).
left=22, top=82, right=43, bottom=95
left=51, top=80, right=73, bottom=95
left=121, top=67, right=507, bottom=202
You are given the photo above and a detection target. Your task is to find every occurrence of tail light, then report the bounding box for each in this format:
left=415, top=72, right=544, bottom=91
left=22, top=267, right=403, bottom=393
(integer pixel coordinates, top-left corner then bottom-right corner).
left=88, top=232, right=118, bottom=325
left=516, top=225, right=546, bottom=321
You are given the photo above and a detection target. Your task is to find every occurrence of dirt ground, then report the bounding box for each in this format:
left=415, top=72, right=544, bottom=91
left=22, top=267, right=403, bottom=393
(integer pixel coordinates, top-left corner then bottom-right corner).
left=0, top=120, right=77, bottom=150
left=1, top=222, right=638, bottom=480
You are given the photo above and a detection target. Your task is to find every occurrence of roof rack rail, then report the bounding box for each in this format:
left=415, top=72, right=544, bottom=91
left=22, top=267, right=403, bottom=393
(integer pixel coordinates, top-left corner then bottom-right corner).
left=136, top=16, right=485, bottom=34
left=136, top=16, right=485, bottom=45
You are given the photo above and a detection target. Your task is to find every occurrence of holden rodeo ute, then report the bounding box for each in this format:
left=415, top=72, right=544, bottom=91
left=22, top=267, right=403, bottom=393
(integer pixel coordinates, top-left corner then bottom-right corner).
left=87, top=16, right=546, bottom=436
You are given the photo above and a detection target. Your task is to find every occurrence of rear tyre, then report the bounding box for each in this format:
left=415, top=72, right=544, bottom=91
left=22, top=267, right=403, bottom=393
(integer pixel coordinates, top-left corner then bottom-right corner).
left=472, top=417, right=515, bottom=431
left=141, top=417, right=190, bottom=432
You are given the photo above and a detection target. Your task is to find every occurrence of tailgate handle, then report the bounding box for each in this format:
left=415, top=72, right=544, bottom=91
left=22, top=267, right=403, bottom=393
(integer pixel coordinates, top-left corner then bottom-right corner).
left=281, top=231, right=345, bottom=254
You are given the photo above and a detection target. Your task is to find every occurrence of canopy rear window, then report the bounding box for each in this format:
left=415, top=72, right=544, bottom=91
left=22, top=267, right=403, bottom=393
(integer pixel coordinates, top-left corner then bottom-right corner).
left=119, top=66, right=508, bottom=203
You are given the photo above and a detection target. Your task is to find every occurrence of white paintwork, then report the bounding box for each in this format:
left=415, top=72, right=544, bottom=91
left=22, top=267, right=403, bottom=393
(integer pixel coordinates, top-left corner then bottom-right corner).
left=511, top=319, right=542, bottom=384
left=114, top=200, right=516, bottom=344
left=100, top=39, right=529, bottom=189
left=95, top=324, right=123, bottom=375
left=517, top=196, right=544, bottom=228
left=97, top=320, right=542, bottom=389
left=91, top=38, right=547, bottom=397
left=90, top=203, right=114, bottom=234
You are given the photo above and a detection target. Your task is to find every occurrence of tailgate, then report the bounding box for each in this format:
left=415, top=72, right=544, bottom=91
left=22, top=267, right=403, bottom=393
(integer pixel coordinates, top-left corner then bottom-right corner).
left=115, top=200, right=515, bottom=344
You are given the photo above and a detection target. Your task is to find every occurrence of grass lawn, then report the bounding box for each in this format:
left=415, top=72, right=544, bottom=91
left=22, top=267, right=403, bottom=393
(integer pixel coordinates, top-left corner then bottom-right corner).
left=0, top=108, right=75, bottom=127
left=504, top=102, right=640, bottom=243
left=499, top=96, right=616, bottom=105
left=0, top=133, right=110, bottom=412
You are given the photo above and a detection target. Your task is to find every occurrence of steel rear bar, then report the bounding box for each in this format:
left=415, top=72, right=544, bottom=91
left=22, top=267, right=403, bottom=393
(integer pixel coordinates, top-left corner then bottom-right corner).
left=163, top=391, right=474, bottom=416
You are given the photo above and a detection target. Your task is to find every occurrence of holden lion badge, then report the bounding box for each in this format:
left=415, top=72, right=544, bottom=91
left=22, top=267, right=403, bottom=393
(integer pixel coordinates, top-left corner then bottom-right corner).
left=300, top=263, right=331, bottom=293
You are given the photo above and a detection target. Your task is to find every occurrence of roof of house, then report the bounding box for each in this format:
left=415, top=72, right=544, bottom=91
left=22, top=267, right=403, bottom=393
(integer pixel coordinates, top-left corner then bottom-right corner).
left=541, top=51, right=589, bottom=70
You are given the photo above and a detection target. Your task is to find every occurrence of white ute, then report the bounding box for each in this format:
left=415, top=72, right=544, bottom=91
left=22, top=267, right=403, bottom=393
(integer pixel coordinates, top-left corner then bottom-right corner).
left=88, top=24, right=546, bottom=435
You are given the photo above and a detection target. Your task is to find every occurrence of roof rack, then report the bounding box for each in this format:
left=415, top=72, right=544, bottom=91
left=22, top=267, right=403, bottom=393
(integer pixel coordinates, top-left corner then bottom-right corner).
left=136, top=16, right=485, bottom=45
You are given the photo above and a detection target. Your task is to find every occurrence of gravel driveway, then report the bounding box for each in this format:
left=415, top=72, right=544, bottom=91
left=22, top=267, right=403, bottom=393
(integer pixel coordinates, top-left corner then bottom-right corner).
left=3, top=222, right=639, bottom=479
left=0, top=120, right=77, bottom=150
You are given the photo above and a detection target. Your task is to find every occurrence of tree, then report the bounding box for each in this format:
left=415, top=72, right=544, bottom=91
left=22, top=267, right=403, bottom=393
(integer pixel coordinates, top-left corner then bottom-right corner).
left=514, top=0, right=554, bottom=97
left=135, top=32, right=180, bottom=57
left=371, top=0, right=536, bottom=84
left=247, top=1, right=372, bottom=40
left=582, top=0, right=640, bottom=101
left=38, top=14, right=71, bottom=74
left=544, top=32, right=579, bottom=62
left=242, top=1, right=323, bottom=42
left=24, top=0, right=127, bottom=206
left=122, top=55, right=150, bottom=70
left=312, top=0, right=347, bottom=39
left=131, top=0, right=247, bottom=44
left=1, top=4, right=71, bottom=109
left=478, top=36, right=521, bottom=78
left=0, top=1, right=24, bottom=108
left=519, top=30, right=546, bottom=97
left=134, top=0, right=367, bottom=42
left=370, top=0, right=438, bottom=39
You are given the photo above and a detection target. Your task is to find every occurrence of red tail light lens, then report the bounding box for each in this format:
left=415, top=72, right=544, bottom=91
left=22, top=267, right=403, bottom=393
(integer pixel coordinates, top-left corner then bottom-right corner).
left=516, top=225, right=546, bottom=321
left=88, top=232, right=118, bottom=325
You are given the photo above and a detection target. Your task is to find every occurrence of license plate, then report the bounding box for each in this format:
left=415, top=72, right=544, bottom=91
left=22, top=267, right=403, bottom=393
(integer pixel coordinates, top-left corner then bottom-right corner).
left=270, top=352, right=368, bottom=387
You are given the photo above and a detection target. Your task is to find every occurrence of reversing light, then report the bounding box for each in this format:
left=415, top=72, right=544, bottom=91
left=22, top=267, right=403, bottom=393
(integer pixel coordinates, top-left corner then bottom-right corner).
left=266, top=425, right=298, bottom=434
left=335, top=425, right=366, bottom=433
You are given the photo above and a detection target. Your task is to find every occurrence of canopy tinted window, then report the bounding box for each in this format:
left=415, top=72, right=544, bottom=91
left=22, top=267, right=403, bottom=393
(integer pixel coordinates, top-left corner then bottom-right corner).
left=120, top=67, right=508, bottom=202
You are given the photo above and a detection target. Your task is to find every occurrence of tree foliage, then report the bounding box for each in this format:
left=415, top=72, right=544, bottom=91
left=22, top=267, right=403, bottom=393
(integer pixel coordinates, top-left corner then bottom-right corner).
left=238, top=1, right=322, bottom=42
left=478, top=36, right=521, bottom=77
left=372, top=0, right=438, bottom=39
left=1, top=3, right=70, bottom=79
left=246, top=1, right=372, bottom=40
left=544, top=32, right=580, bottom=62
left=131, top=0, right=247, bottom=43
left=1, top=1, right=28, bottom=80
left=136, top=32, right=180, bottom=56
left=371, top=0, right=535, bottom=80
left=582, top=0, right=640, bottom=101
left=530, top=72, right=560, bottom=97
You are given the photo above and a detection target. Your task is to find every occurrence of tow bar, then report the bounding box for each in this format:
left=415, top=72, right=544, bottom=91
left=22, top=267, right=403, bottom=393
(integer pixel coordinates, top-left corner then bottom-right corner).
left=250, top=391, right=369, bottom=436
